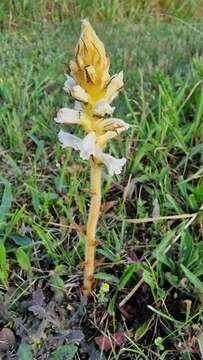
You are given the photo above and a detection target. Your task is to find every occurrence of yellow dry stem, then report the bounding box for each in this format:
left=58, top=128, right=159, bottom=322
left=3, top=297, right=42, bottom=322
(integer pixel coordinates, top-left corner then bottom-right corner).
left=83, top=159, right=101, bottom=296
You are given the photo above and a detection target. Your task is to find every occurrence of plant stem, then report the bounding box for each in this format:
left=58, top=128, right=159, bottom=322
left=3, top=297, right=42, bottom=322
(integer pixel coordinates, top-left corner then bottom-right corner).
left=84, top=159, right=101, bottom=296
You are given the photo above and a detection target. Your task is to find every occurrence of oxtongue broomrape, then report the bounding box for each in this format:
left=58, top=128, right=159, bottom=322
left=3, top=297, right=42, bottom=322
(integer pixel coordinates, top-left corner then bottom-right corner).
left=55, top=19, right=130, bottom=296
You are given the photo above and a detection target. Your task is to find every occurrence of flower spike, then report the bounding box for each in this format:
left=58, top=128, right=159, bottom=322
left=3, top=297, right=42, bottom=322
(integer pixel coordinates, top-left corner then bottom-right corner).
left=55, top=20, right=130, bottom=297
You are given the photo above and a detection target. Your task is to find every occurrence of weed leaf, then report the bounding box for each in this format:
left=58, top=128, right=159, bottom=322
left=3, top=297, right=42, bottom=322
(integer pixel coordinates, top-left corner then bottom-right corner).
left=118, top=263, right=139, bottom=289
left=181, top=264, right=203, bottom=293
left=17, top=343, right=33, bottom=360
left=0, top=178, right=12, bottom=221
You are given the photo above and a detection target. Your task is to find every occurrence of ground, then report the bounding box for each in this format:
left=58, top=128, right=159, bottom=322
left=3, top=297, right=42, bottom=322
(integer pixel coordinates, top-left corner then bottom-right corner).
left=0, top=2, right=203, bottom=359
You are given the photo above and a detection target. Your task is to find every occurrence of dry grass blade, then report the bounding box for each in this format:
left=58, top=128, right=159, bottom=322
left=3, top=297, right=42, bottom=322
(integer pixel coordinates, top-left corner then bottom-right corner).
left=119, top=204, right=202, bottom=308
left=107, top=212, right=197, bottom=224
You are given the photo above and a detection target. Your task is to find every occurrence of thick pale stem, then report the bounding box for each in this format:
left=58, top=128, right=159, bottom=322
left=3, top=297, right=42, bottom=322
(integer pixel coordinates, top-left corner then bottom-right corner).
left=83, top=159, right=101, bottom=296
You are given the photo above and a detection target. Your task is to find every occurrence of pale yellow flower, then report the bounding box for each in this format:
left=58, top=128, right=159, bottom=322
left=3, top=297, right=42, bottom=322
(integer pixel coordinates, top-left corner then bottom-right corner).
left=56, top=19, right=129, bottom=173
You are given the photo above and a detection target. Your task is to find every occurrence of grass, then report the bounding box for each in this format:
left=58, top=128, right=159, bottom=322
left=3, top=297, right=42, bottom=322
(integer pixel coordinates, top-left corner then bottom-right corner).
left=0, top=2, right=203, bottom=359
left=0, top=0, right=203, bottom=27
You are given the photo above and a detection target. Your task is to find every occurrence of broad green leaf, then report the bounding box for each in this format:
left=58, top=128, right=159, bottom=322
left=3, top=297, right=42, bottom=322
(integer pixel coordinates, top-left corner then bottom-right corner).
left=33, top=224, right=60, bottom=259
left=180, top=231, right=193, bottom=266
left=97, top=248, right=115, bottom=262
left=195, top=264, right=203, bottom=277
left=181, top=264, right=203, bottom=293
left=134, top=316, right=154, bottom=341
left=153, top=230, right=175, bottom=258
left=0, top=243, right=8, bottom=272
left=0, top=242, right=9, bottom=285
left=157, top=254, right=176, bottom=272
left=108, top=292, right=117, bottom=315
left=17, top=343, right=33, bottom=360
left=10, top=233, right=32, bottom=246
left=1, top=154, right=22, bottom=176
left=28, top=134, right=45, bottom=162
left=198, top=332, right=203, bottom=359
left=0, top=178, right=12, bottom=221
left=3, top=208, right=24, bottom=241
left=51, top=344, right=77, bottom=359
left=166, top=193, right=183, bottom=213
left=118, top=263, right=139, bottom=289
left=94, top=272, right=119, bottom=284
left=31, top=190, right=41, bottom=215
left=131, top=143, right=154, bottom=172
left=165, top=272, right=179, bottom=286
left=16, top=248, right=32, bottom=273
left=50, top=275, right=65, bottom=303
left=143, top=268, right=156, bottom=291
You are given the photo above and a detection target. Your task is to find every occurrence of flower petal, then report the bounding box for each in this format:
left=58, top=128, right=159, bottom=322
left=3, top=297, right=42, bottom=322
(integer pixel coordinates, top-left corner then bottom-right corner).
left=102, top=118, right=130, bottom=134
left=96, top=131, right=117, bottom=148
left=63, top=74, right=76, bottom=93
left=74, top=101, right=83, bottom=111
left=102, top=153, right=126, bottom=175
left=84, top=65, right=96, bottom=83
left=55, top=108, right=81, bottom=124
left=105, top=71, right=124, bottom=103
left=92, top=99, right=115, bottom=117
left=58, top=130, right=82, bottom=150
left=70, top=85, right=89, bottom=103
left=80, top=132, right=101, bottom=160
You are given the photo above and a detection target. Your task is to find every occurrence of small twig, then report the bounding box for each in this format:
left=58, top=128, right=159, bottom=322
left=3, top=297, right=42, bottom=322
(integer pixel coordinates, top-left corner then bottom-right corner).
left=49, top=211, right=198, bottom=229
left=178, top=79, right=203, bottom=113
left=107, top=212, right=197, bottom=224
left=48, top=222, right=71, bottom=228
left=119, top=205, right=202, bottom=308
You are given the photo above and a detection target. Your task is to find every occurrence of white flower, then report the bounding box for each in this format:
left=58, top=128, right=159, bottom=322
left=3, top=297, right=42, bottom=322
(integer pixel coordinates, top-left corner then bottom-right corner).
left=79, top=132, right=100, bottom=160
left=105, top=71, right=124, bottom=103
left=58, top=130, right=126, bottom=175
left=63, top=74, right=76, bottom=93
left=58, top=130, right=82, bottom=150
left=102, top=117, right=130, bottom=134
left=93, top=99, right=115, bottom=117
left=70, top=85, right=89, bottom=104
left=58, top=131, right=100, bottom=160
left=102, top=154, right=126, bottom=175
left=55, top=108, right=81, bottom=124
left=74, top=101, right=83, bottom=111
